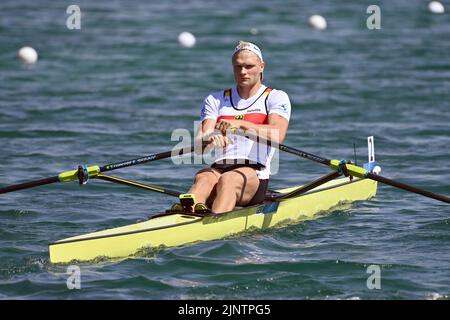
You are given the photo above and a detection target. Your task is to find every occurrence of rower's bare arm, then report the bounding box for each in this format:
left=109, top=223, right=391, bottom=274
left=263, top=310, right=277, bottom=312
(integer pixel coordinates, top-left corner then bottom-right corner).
left=265, top=113, right=289, bottom=143
left=198, top=119, right=217, bottom=139
left=215, top=114, right=289, bottom=144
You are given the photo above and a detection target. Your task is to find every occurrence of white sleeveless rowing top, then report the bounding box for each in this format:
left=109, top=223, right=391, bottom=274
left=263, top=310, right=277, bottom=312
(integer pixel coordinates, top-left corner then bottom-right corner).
left=200, top=85, right=291, bottom=179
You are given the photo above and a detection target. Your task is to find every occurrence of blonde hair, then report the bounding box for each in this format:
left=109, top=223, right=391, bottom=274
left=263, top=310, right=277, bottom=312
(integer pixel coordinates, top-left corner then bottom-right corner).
left=232, top=40, right=264, bottom=62
left=236, top=40, right=251, bottom=50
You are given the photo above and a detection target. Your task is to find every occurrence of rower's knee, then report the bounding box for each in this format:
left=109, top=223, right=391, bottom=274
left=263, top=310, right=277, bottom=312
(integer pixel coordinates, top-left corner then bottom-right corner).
left=217, top=173, right=242, bottom=192
left=193, top=172, right=218, bottom=189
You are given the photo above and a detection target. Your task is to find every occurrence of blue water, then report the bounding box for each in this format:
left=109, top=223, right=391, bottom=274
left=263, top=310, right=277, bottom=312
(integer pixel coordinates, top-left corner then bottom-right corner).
left=0, top=0, right=449, bottom=299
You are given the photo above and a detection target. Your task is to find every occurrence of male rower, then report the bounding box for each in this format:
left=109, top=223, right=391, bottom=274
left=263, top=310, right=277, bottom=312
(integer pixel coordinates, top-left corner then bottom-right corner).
left=176, top=41, right=291, bottom=214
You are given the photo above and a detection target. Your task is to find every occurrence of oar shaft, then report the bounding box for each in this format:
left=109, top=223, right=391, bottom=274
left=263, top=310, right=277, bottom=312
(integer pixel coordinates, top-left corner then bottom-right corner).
left=278, top=144, right=331, bottom=166
left=0, top=142, right=205, bottom=195
left=235, top=130, right=450, bottom=205
left=367, top=173, right=450, bottom=204
left=238, top=131, right=331, bottom=166
left=280, top=142, right=450, bottom=204
left=100, top=150, right=180, bottom=172
left=99, top=143, right=205, bottom=173
left=0, top=176, right=59, bottom=194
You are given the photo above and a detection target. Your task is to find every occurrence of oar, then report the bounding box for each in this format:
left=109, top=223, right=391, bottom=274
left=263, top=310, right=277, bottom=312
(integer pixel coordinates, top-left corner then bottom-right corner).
left=236, top=131, right=450, bottom=204
left=0, top=143, right=203, bottom=194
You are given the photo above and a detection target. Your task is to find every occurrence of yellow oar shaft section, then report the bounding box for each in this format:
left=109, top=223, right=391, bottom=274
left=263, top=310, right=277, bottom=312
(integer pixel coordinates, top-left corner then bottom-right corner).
left=95, top=174, right=182, bottom=197
left=329, top=160, right=368, bottom=179
left=58, top=166, right=100, bottom=182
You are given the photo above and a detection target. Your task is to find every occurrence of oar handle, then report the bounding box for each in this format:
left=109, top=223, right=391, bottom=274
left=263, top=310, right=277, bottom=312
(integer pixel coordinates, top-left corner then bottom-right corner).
left=0, top=176, right=59, bottom=194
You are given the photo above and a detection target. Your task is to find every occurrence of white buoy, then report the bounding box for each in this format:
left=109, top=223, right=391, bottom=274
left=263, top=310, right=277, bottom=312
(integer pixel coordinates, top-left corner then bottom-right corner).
left=18, top=46, right=38, bottom=64
left=428, top=1, right=445, bottom=14
left=250, top=28, right=259, bottom=35
left=178, top=32, right=196, bottom=48
left=308, top=15, right=327, bottom=31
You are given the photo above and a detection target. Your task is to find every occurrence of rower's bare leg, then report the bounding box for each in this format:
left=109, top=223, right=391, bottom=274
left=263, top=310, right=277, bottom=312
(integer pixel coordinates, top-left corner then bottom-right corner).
left=212, top=168, right=260, bottom=214
left=189, top=168, right=221, bottom=209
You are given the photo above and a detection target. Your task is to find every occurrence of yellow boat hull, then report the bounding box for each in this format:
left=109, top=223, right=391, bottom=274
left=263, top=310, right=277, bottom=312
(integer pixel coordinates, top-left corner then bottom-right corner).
left=49, top=177, right=377, bottom=264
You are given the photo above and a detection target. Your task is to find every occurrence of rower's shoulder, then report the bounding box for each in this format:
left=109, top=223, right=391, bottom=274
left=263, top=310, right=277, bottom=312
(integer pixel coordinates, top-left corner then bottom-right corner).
left=204, top=88, right=231, bottom=99
left=202, top=89, right=232, bottom=106
left=266, top=88, right=291, bottom=102
left=266, top=87, right=288, bottom=95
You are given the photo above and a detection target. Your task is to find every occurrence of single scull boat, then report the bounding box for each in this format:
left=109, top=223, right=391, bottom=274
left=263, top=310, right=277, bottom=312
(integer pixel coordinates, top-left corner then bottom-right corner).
left=1, top=135, right=448, bottom=264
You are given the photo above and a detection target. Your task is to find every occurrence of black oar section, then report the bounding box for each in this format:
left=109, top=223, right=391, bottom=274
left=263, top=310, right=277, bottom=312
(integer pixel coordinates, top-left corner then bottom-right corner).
left=100, top=145, right=194, bottom=173
left=278, top=145, right=331, bottom=166
left=0, top=176, right=59, bottom=194
left=235, top=131, right=331, bottom=166
left=99, top=141, right=209, bottom=172
left=367, top=172, right=450, bottom=204
left=100, top=150, right=173, bottom=172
